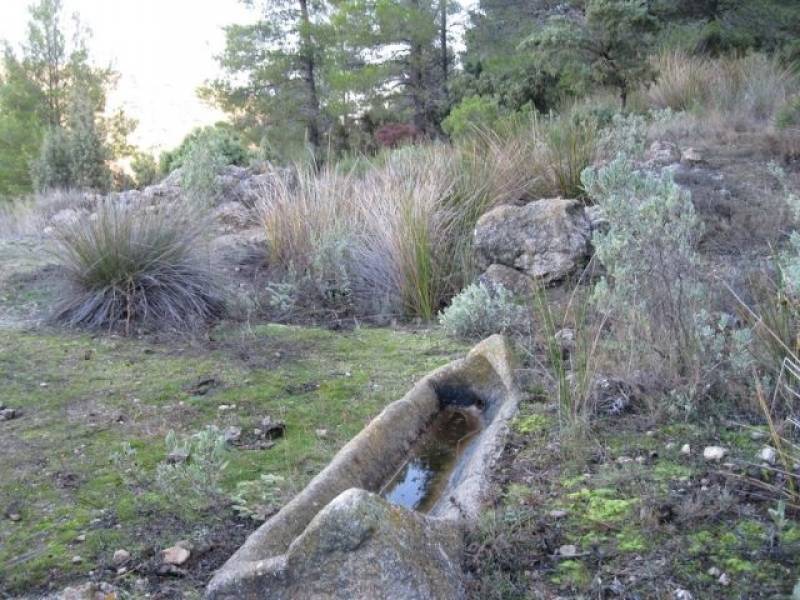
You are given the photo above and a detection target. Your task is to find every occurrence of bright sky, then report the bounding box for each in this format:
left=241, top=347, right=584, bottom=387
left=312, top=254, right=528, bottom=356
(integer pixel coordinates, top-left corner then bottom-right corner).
left=1, top=1, right=477, bottom=154
left=0, top=0, right=257, bottom=153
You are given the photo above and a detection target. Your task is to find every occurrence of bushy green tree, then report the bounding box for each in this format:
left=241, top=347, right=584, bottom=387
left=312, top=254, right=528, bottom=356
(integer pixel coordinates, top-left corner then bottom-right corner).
left=455, top=0, right=569, bottom=113
left=158, top=125, right=250, bottom=175
left=202, top=0, right=330, bottom=160
left=526, top=0, right=660, bottom=107
left=0, top=0, right=132, bottom=196
left=65, top=90, right=110, bottom=192
left=31, top=126, right=72, bottom=190
left=131, top=152, right=159, bottom=189
left=0, top=47, right=45, bottom=199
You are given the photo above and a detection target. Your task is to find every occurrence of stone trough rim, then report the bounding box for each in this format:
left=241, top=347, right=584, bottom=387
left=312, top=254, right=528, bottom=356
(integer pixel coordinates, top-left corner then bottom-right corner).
left=206, top=334, right=520, bottom=599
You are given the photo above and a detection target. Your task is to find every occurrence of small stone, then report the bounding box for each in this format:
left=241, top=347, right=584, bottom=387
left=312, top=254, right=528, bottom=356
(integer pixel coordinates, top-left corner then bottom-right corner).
left=549, top=509, right=568, bottom=519
left=558, top=544, right=578, bottom=557
left=718, top=572, right=730, bottom=586
left=680, top=444, right=691, bottom=455
left=674, top=589, right=693, bottom=600
left=708, top=567, right=721, bottom=577
left=223, top=426, right=242, bottom=443
left=253, top=428, right=263, bottom=437
left=166, top=449, right=189, bottom=464
left=0, top=408, right=17, bottom=421
left=8, top=513, right=21, bottom=522
left=40, top=382, right=48, bottom=387
left=554, top=328, right=576, bottom=354
left=112, top=549, right=130, bottom=565
left=617, top=456, right=633, bottom=464
left=315, top=428, right=328, bottom=439
left=703, top=446, right=728, bottom=462
left=71, top=555, right=82, bottom=564
left=758, top=446, right=777, bottom=465
left=681, top=147, right=704, bottom=165
left=665, top=442, right=676, bottom=450
left=750, top=430, right=766, bottom=440
left=162, top=544, right=190, bottom=566
left=635, top=456, right=646, bottom=464
left=646, top=430, right=655, bottom=437
left=75, top=534, right=86, bottom=542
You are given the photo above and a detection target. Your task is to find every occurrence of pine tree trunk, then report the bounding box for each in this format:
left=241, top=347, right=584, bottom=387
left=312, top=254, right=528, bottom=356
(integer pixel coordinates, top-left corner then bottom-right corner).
left=440, top=0, right=448, bottom=93
left=408, top=0, right=427, bottom=135
left=298, top=0, right=321, bottom=155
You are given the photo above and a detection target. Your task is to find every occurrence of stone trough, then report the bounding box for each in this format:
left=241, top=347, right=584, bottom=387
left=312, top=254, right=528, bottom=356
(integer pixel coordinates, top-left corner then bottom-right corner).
left=206, top=335, right=520, bottom=599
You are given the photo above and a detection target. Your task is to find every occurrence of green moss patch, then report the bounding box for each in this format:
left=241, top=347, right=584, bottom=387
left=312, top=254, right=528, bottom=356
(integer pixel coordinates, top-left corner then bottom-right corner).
left=0, top=324, right=466, bottom=594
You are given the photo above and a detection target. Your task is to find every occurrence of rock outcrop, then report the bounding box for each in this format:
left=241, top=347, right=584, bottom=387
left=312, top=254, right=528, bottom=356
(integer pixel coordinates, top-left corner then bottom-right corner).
left=473, top=199, right=593, bottom=284
left=211, top=488, right=464, bottom=600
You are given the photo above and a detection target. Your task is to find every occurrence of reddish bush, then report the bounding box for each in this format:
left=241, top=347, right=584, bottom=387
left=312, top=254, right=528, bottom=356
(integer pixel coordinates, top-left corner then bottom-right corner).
left=374, top=123, right=422, bottom=148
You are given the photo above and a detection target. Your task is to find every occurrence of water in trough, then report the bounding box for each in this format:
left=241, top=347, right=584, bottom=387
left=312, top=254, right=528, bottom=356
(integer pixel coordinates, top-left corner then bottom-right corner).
left=380, top=406, right=483, bottom=513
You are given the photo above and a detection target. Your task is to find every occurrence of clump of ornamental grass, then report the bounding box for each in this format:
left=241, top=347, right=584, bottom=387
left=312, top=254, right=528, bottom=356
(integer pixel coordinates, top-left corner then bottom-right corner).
left=51, top=199, right=224, bottom=333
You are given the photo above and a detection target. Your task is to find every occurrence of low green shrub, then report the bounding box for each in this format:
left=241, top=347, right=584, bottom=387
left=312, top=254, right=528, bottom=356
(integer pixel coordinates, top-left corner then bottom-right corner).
left=159, top=125, right=250, bottom=175
left=51, top=200, right=224, bottom=333
left=584, top=156, right=756, bottom=411
left=442, top=95, right=505, bottom=138
left=154, top=426, right=230, bottom=508
left=231, top=474, right=286, bottom=521
left=439, top=282, right=527, bottom=340
left=777, top=96, right=800, bottom=130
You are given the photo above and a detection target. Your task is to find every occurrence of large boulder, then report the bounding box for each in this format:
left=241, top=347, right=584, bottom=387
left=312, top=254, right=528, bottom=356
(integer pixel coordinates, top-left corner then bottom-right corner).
left=207, top=488, right=464, bottom=599
left=473, top=199, right=592, bottom=283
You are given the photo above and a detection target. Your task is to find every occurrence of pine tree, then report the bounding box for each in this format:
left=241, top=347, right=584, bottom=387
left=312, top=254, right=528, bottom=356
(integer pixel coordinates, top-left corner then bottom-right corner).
left=202, top=0, right=330, bottom=160
left=526, top=0, right=660, bottom=108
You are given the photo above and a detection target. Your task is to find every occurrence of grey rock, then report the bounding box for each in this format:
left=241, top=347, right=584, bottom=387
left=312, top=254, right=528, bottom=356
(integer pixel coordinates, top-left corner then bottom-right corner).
left=112, top=549, right=131, bottom=565
left=589, top=375, right=637, bottom=415
left=214, top=202, right=252, bottom=231
left=208, top=488, right=464, bottom=600
left=162, top=544, right=191, bottom=565
left=166, top=449, right=189, bottom=464
left=0, top=408, right=17, bottom=421
left=554, top=328, right=576, bottom=355
left=473, top=199, right=592, bottom=283
left=585, top=204, right=609, bottom=234
left=703, top=446, right=728, bottom=462
left=224, top=426, right=242, bottom=443
left=645, top=140, right=681, bottom=166
left=758, top=446, right=777, bottom=465
left=478, top=263, right=536, bottom=297
left=558, top=544, right=578, bottom=557
left=681, top=147, right=705, bottom=166
left=49, top=582, right=117, bottom=600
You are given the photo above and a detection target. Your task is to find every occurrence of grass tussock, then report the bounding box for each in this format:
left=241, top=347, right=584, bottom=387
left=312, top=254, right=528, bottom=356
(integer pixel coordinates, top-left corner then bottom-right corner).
left=647, top=52, right=800, bottom=154
left=256, top=139, right=546, bottom=320
left=51, top=200, right=224, bottom=333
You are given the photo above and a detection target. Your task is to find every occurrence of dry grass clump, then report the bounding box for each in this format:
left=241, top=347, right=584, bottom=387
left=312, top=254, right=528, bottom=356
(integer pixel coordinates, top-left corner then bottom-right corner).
left=648, top=52, right=795, bottom=120
left=647, top=52, right=800, bottom=152
left=0, top=189, right=99, bottom=238
left=647, top=51, right=713, bottom=111
left=51, top=200, right=224, bottom=333
left=255, top=139, right=545, bottom=320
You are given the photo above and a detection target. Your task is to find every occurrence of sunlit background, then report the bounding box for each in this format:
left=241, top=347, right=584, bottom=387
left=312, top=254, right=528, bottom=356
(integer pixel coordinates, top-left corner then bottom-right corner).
left=0, top=0, right=256, bottom=152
